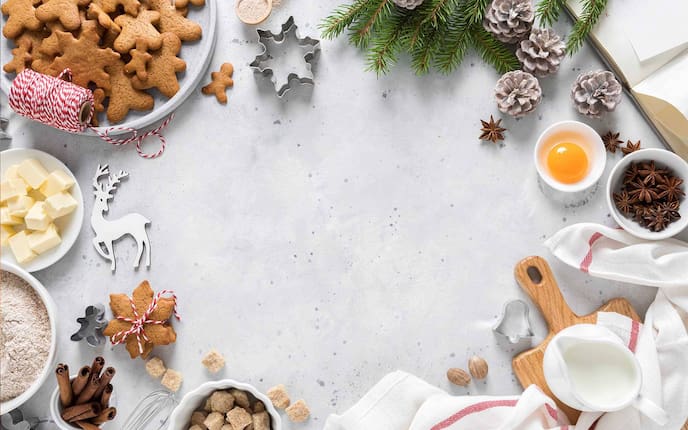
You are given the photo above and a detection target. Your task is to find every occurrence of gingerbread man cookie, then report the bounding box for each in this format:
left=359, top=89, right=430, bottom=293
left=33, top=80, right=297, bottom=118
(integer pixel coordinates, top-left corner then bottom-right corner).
left=173, top=0, right=204, bottom=8
left=131, top=32, right=186, bottom=98
left=123, top=40, right=152, bottom=80
left=104, top=60, right=154, bottom=123
left=90, top=88, right=107, bottom=126
left=86, top=3, right=121, bottom=33
left=113, top=10, right=162, bottom=53
left=92, top=0, right=140, bottom=16
left=35, top=0, right=90, bottom=30
left=147, top=0, right=201, bottom=42
left=1, top=0, right=42, bottom=38
left=3, top=36, right=33, bottom=73
left=202, top=63, right=234, bottom=104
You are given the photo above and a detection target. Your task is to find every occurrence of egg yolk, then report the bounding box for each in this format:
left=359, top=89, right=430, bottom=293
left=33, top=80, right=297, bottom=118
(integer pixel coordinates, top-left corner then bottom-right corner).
left=546, top=142, right=589, bottom=184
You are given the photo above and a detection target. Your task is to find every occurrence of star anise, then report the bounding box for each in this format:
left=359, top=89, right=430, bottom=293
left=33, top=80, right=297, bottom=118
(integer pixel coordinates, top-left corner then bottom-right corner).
left=621, top=140, right=641, bottom=155
left=657, top=176, right=685, bottom=202
left=623, top=162, right=640, bottom=184
left=613, top=190, right=635, bottom=214
left=638, top=161, right=668, bottom=185
left=601, top=131, right=623, bottom=153
left=659, top=201, right=681, bottom=222
left=479, top=115, right=506, bottom=144
left=628, top=179, right=659, bottom=203
left=633, top=205, right=651, bottom=223
left=644, top=208, right=669, bottom=232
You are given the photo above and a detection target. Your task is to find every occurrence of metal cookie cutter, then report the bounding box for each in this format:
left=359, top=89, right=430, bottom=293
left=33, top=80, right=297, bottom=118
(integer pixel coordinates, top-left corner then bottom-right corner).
left=70, top=304, right=108, bottom=347
left=493, top=299, right=534, bottom=344
left=249, top=16, right=320, bottom=97
left=0, top=117, right=10, bottom=145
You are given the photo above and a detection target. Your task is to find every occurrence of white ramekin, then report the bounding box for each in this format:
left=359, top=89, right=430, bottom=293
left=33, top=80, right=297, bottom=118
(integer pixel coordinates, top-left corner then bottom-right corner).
left=168, top=380, right=282, bottom=430
left=534, top=121, right=606, bottom=193
left=0, top=261, right=58, bottom=414
left=49, top=375, right=117, bottom=429
left=606, top=148, right=688, bottom=240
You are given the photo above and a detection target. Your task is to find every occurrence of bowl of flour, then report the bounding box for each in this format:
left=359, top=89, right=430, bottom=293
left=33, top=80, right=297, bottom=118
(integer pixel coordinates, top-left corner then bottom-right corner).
left=0, top=261, right=57, bottom=413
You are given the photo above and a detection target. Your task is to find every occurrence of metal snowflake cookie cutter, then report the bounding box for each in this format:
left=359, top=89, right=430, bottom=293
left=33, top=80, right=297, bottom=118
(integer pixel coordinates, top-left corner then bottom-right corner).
left=70, top=303, right=108, bottom=347
left=493, top=299, right=534, bottom=344
left=249, top=16, right=320, bottom=97
left=1, top=410, right=34, bottom=430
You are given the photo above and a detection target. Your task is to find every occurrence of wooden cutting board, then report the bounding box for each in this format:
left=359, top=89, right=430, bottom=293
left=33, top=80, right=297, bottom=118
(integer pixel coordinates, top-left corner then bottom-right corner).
left=512, top=256, right=641, bottom=423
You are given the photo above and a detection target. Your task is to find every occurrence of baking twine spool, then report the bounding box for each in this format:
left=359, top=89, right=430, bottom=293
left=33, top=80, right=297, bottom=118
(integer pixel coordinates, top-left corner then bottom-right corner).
left=8, top=68, right=171, bottom=159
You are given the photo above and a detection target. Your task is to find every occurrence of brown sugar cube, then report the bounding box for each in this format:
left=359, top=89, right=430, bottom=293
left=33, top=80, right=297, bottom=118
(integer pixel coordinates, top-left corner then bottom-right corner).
left=146, top=356, right=167, bottom=379
left=220, top=426, right=232, bottom=430
left=202, top=349, right=226, bottom=373
left=203, top=412, right=225, bottom=430
left=226, top=407, right=252, bottom=430
left=161, top=369, right=183, bottom=392
left=252, top=411, right=270, bottom=430
left=252, top=401, right=265, bottom=413
left=229, top=389, right=250, bottom=409
left=286, top=399, right=310, bottom=423
left=266, top=384, right=290, bottom=409
left=189, top=426, right=205, bottom=430
left=191, top=411, right=208, bottom=427
left=204, top=398, right=213, bottom=412
left=209, top=390, right=235, bottom=413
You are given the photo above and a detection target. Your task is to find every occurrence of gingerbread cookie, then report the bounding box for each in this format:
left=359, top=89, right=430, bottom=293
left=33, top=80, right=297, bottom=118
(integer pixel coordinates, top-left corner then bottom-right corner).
left=90, top=88, right=106, bottom=126
left=131, top=32, right=185, bottom=98
left=173, top=0, right=204, bottom=8
left=3, top=36, right=33, bottom=73
left=105, top=60, right=154, bottom=123
left=50, top=30, right=120, bottom=90
left=35, top=0, right=90, bottom=31
left=147, top=0, right=201, bottom=42
left=86, top=3, right=121, bottom=33
left=202, top=63, right=234, bottom=104
left=123, top=40, right=152, bottom=80
left=92, top=0, right=140, bottom=16
left=113, top=10, right=162, bottom=53
left=38, top=21, right=67, bottom=56
left=1, top=0, right=42, bottom=38
left=102, top=280, right=177, bottom=359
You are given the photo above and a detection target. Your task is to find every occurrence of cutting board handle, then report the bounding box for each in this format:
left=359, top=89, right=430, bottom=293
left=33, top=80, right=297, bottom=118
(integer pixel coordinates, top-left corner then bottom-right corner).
left=514, top=256, right=577, bottom=332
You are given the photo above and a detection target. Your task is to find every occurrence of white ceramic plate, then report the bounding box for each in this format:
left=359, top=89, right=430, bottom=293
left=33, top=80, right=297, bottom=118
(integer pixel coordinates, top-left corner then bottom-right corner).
left=0, top=261, right=58, bottom=414
left=1, top=148, right=84, bottom=272
left=0, top=0, right=217, bottom=135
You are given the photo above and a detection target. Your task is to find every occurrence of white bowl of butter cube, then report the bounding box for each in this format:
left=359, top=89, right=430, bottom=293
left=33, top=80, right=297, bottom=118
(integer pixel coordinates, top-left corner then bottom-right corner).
left=1, top=148, right=84, bottom=272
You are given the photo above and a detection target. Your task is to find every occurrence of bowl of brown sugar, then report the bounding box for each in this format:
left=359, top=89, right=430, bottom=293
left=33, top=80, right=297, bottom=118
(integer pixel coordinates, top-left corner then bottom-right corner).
left=0, top=261, right=57, bottom=413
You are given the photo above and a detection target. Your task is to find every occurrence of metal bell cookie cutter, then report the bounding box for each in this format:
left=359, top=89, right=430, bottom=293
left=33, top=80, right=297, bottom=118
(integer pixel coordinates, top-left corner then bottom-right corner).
left=493, top=299, right=534, bottom=344
left=249, top=16, right=320, bottom=97
left=70, top=304, right=108, bottom=347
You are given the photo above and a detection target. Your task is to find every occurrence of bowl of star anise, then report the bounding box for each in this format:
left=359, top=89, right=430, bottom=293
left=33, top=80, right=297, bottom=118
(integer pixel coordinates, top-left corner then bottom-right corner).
left=607, top=148, right=687, bottom=240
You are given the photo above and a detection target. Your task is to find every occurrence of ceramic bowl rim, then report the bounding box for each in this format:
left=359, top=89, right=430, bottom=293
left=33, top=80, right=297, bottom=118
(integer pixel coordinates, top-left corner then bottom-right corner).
left=0, top=261, right=58, bottom=414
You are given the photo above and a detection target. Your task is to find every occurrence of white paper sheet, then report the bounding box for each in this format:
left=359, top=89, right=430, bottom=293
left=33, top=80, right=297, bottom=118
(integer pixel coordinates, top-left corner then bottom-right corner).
left=622, top=1, right=688, bottom=63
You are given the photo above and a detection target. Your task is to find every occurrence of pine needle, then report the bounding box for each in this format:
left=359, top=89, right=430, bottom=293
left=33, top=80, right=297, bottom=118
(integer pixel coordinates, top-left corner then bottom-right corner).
left=471, top=25, right=520, bottom=73
left=320, top=0, right=372, bottom=40
left=433, top=1, right=471, bottom=73
left=348, top=0, right=394, bottom=48
left=535, top=0, right=566, bottom=26
left=566, top=0, right=607, bottom=54
left=410, top=24, right=442, bottom=74
left=464, top=0, right=490, bottom=24
left=366, top=7, right=414, bottom=74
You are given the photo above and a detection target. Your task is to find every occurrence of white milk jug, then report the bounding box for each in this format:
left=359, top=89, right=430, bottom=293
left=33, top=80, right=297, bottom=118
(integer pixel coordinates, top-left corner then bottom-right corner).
left=543, top=324, right=642, bottom=412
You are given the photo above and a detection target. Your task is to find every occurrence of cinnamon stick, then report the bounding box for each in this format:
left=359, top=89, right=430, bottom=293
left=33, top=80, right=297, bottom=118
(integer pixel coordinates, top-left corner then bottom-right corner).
left=55, top=363, right=73, bottom=407
left=76, top=375, right=100, bottom=404
left=100, top=384, right=113, bottom=408
left=75, top=421, right=100, bottom=430
left=62, top=402, right=101, bottom=422
left=90, top=407, right=117, bottom=425
left=71, top=366, right=91, bottom=397
left=93, top=367, right=115, bottom=399
left=89, top=356, right=105, bottom=381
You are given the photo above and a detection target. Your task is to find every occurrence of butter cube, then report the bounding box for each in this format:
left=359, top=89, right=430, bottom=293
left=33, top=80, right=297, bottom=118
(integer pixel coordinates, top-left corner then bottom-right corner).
left=3, top=165, right=20, bottom=181
left=1, top=178, right=28, bottom=203
left=25, top=202, right=52, bottom=231
left=7, top=195, right=35, bottom=217
left=8, top=231, right=36, bottom=264
left=39, top=170, right=75, bottom=197
left=1, top=206, right=23, bottom=225
left=44, top=191, right=78, bottom=219
left=1, top=225, right=15, bottom=246
left=17, top=159, right=49, bottom=189
left=28, top=223, right=61, bottom=254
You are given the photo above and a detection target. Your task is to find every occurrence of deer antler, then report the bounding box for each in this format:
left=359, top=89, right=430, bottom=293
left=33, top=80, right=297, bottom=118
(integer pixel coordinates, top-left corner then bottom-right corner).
left=93, top=164, right=110, bottom=194
left=105, top=170, right=129, bottom=198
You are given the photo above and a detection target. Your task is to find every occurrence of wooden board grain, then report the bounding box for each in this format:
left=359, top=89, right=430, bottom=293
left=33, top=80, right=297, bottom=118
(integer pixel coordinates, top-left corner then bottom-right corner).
left=512, top=256, right=641, bottom=423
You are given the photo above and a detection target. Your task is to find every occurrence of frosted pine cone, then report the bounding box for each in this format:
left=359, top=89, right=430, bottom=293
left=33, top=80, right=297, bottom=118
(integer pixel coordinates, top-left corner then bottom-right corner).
left=393, top=0, right=424, bottom=10
left=516, top=28, right=565, bottom=77
left=571, top=70, right=622, bottom=117
left=483, top=0, right=534, bottom=44
left=495, top=70, right=541, bottom=117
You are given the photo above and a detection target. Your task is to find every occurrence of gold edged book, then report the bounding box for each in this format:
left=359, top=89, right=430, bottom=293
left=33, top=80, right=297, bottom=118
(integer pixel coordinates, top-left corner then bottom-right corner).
left=566, top=0, right=688, bottom=160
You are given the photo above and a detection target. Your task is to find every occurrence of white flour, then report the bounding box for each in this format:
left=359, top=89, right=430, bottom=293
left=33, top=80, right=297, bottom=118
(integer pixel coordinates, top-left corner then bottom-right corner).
left=0, top=270, right=51, bottom=402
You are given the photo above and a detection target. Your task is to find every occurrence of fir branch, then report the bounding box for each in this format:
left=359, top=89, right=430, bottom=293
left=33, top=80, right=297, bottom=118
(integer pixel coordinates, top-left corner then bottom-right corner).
left=464, top=0, right=491, bottom=24
left=566, top=0, right=607, bottom=54
left=405, top=0, right=458, bottom=48
left=535, top=0, right=566, bottom=26
left=410, top=24, right=442, bottom=74
left=433, top=1, right=472, bottom=73
left=348, top=0, right=394, bottom=48
left=366, top=8, right=414, bottom=74
left=320, top=0, right=372, bottom=40
left=471, top=25, right=520, bottom=73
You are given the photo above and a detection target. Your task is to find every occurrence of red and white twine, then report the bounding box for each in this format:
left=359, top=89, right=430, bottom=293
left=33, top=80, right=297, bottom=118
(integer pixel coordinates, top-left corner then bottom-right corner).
left=112, top=289, right=181, bottom=355
left=8, top=68, right=173, bottom=159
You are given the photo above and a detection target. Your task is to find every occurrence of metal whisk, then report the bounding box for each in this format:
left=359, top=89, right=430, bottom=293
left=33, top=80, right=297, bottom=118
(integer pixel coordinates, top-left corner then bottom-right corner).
left=122, top=390, right=178, bottom=430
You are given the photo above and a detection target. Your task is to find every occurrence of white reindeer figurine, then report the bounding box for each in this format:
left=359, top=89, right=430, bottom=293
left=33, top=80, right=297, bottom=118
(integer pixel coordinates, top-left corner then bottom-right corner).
left=91, top=164, right=151, bottom=271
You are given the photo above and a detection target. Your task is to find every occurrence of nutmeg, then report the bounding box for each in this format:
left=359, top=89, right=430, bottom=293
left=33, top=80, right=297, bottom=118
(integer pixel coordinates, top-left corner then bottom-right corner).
left=446, top=368, right=471, bottom=386
left=468, top=355, right=489, bottom=379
